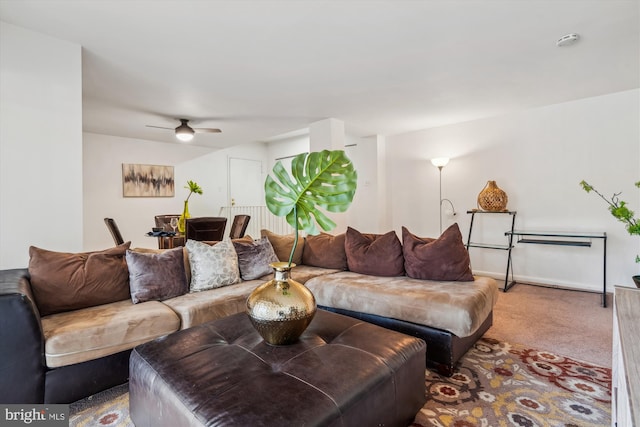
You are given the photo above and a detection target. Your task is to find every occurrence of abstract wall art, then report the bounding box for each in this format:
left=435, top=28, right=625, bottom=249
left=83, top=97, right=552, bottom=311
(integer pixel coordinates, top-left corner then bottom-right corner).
left=122, top=163, right=175, bottom=197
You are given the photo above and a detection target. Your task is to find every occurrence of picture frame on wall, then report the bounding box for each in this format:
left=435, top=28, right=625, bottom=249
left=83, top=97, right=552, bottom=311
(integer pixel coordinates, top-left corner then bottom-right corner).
left=122, top=163, right=175, bottom=197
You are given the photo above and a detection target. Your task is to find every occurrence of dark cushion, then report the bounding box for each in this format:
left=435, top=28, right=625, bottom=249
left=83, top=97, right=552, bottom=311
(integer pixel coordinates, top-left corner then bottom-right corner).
left=402, top=223, right=474, bottom=281
left=302, top=232, right=347, bottom=270
left=260, top=229, right=305, bottom=265
left=28, top=242, right=131, bottom=316
left=345, top=227, right=404, bottom=277
left=126, top=246, right=188, bottom=304
left=232, top=236, right=279, bottom=280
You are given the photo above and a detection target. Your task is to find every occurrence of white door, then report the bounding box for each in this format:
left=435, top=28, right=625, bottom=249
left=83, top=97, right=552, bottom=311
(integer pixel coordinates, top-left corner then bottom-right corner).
left=229, top=158, right=263, bottom=206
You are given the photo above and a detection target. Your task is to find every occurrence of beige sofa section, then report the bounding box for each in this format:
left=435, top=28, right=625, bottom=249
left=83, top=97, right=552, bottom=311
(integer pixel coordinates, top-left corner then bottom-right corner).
left=163, top=279, right=264, bottom=329
left=305, top=272, right=498, bottom=338
left=39, top=262, right=344, bottom=370
left=42, top=299, right=180, bottom=368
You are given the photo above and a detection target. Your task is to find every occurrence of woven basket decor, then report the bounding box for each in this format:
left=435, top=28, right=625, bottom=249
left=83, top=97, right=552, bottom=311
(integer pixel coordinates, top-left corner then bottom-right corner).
left=477, top=180, right=508, bottom=211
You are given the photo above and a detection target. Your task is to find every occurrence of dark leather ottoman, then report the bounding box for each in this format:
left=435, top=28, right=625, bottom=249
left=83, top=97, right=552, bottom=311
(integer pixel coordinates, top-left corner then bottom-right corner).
left=129, top=309, right=426, bottom=427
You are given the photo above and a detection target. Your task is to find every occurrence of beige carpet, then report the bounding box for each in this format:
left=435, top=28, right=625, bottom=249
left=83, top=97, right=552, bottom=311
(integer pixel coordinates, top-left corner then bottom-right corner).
left=485, top=282, right=613, bottom=367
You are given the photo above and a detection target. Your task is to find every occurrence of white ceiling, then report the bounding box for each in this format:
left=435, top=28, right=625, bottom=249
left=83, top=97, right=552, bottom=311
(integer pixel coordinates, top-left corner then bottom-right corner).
left=1, top=0, right=638, bottom=149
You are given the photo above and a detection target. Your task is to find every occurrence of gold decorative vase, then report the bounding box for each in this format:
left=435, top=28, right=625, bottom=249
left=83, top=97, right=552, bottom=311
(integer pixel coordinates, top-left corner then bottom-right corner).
left=246, top=262, right=316, bottom=345
left=477, top=180, right=508, bottom=211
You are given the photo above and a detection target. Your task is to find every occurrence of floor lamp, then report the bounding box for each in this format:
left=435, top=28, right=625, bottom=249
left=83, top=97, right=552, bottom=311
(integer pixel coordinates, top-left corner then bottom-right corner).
left=431, top=157, right=457, bottom=234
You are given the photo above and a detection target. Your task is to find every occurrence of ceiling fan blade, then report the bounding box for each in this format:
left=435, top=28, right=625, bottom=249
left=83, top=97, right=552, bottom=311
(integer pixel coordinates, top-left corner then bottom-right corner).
left=194, top=128, right=222, bottom=134
left=146, top=125, right=174, bottom=130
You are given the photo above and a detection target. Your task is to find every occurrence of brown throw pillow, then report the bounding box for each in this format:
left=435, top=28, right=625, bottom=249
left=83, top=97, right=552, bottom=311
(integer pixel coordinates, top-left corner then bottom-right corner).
left=28, top=242, right=131, bottom=316
left=126, top=247, right=188, bottom=304
left=302, top=232, right=347, bottom=270
left=232, top=236, right=279, bottom=280
left=260, top=229, right=305, bottom=265
left=402, top=223, right=474, bottom=281
left=345, top=227, right=404, bottom=277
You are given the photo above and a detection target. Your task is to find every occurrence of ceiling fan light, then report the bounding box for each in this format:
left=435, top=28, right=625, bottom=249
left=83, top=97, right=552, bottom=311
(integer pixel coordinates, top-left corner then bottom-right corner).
left=175, top=125, right=194, bottom=142
left=176, top=132, right=194, bottom=142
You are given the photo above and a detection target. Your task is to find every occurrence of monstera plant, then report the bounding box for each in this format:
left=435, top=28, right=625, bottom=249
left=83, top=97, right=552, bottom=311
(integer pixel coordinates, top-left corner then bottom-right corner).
left=265, top=149, right=358, bottom=265
left=247, top=149, right=357, bottom=345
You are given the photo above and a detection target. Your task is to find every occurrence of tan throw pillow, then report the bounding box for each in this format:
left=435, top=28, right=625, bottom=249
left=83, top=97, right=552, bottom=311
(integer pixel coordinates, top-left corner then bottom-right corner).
left=260, top=229, right=305, bottom=265
left=302, top=232, right=347, bottom=270
left=126, top=247, right=188, bottom=304
left=402, top=223, right=474, bottom=281
left=28, top=242, right=131, bottom=316
left=232, top=236, right=279, bottom=280
left=344, top=227, right=405, bottom=277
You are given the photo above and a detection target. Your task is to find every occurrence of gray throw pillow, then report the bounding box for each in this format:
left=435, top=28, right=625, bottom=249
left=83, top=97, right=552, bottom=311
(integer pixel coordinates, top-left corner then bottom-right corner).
left=185, top=238, right=241, bottom=291
left=232, top=236, right=279, bottom=280
left=126, top=246, right=188, bottom=304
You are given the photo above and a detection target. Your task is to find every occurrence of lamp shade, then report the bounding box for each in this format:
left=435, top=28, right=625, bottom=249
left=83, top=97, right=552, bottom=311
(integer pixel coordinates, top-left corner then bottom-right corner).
left=431, top=157, right=450, bottom=168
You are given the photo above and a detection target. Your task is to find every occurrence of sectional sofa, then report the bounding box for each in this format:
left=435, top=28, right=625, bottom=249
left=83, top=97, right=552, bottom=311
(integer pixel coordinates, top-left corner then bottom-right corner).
left=0, top=223, right=498, bottom=404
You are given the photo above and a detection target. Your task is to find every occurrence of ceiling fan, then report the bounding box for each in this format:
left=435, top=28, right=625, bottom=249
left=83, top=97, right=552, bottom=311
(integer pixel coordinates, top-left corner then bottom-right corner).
left=146, top=118, right=221, bottom=142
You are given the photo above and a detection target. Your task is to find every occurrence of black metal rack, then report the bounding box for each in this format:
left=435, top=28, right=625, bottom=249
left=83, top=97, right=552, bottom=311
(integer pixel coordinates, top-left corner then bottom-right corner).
left=466, top=210, right=517, bottom=292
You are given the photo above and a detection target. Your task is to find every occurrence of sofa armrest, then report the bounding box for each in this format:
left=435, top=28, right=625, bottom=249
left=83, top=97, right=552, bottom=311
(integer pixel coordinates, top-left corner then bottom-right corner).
left=0, top=268, right=46, bottom=403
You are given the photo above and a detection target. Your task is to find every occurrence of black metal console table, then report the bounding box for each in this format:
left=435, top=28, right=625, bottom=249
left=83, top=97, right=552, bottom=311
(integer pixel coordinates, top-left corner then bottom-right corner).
left=466, top=210, right=517, bottom=292
left=504, top=230, right=607, bottom=307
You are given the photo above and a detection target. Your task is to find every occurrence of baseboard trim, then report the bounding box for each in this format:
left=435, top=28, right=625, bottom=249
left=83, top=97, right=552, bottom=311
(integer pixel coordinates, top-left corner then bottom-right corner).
left=472, top=269, right=610, bottom=295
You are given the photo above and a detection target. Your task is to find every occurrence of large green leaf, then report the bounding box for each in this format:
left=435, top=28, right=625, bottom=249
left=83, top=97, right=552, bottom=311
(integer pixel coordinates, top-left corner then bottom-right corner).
left=265, top=150, right=357, bottom=236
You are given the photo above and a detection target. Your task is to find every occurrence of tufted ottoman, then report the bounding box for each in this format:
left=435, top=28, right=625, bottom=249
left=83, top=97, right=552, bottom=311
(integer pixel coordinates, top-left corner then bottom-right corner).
left=129, top=309, right=426, bottom=427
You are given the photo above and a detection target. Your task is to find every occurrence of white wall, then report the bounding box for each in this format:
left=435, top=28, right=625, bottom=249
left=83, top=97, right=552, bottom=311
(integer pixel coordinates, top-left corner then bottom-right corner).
left=387, top=89, right=640, bottom=291
left=83, top=132, right=268, bottom=251
left=3, top=21, right=636, bottom=296
left=0, top=22, right=83, bottom=269
left=265, top=133, right=309, bottom=173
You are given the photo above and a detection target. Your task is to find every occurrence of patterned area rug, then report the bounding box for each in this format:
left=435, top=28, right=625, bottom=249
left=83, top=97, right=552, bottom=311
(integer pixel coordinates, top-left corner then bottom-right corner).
left=414, top=337, right=611, bottom=427
left=69, top=337, right=611, bottom=427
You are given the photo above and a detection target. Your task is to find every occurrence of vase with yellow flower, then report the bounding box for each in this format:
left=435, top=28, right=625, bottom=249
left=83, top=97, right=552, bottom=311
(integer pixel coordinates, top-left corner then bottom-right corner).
left=178, top=180, right=203, bottom=233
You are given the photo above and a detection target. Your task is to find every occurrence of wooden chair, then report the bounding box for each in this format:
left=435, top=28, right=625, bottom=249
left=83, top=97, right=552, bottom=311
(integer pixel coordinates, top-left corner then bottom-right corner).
left=185, top=217, right=227, bottom=242
left=154, top=214, right=186, bottom=248
left=229, top=215, right=250, bottom=239
left=104, top=218, right=125, bottom=246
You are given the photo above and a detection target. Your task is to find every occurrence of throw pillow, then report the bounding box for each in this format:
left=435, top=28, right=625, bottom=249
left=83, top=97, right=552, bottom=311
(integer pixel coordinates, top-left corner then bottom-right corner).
left=260, top=229, right=305, bottom=265
left=126, top=246, right=188, bottom=304
left=28, top=242, right=132, bottom=316
left=232, top=236, right=279, bottom=280
left=302, top=232, right=347, bottom=270
left=344, top=227, right=405, bottom=276
left=131, top=246, right=191, bottom=285
left=402, top=223, right=474, bottom=281
left=185, top=238, right=241, bottom=292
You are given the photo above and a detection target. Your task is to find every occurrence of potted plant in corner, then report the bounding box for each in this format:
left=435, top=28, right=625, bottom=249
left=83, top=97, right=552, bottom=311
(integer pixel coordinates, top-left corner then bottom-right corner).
left=246, top=150, right=358, bottom=345
left=580, top=180, right=640, bottom=287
